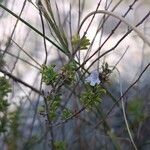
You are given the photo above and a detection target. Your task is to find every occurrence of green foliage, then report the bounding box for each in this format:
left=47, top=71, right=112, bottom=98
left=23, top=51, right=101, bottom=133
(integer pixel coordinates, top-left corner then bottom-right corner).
left=49, top=94, right=61, bottom=120
left=71, top=34, right=90, bottom=50
left=38, top=1, right=69, bottom=55
left=0, top=76, right=11, bottom=133
left=41, top=65, right=58, bottom=85
left=80, top=84, right=106, bottom=109
left=0, top=98, right=9, bottom=112
left=6, top=107, right=21, bottom=150
left=39, top=94, right=61, bottom=121
left=0, top=76, right=11, bottom=99
left=61, top=61, right=76, bottom=85
left=54, top=141, right=67, bottom=150
left=127, top=98, right=146, bottom=125
left=1, top=1, right=148, bottom=149
left=0, top=115, right=7, bottom=133
left=62, top=108, right=72, bottom=119
left=49, top=100, right=60, bottom=120
left=8, top=107, right=21, bottom=137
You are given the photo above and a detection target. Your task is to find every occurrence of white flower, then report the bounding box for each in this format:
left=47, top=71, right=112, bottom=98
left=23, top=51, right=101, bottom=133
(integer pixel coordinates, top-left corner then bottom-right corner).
left=85, top=70, right=101, bottom=86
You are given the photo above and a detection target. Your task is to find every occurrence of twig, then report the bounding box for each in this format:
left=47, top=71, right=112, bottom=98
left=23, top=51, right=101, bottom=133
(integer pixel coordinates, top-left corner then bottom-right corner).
left=39, top=9, right=48, bottom=65
left=79, top=10, right=150, bottom=47
left=117, top=68, right=138, bottom=150
left=2, top=0, right=27, bottom=57
left=0, top=68, right=42, bottom=95
left=11, top=39, right=42, bottom=67
left=94, top=62, right=150, bottom=128
left=77, top=11, right=150, bottom=71
left=0, top=4, right=64, bottom=53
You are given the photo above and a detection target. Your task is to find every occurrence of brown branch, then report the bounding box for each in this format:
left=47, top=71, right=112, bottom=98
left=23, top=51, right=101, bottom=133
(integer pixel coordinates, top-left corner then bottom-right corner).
left=94, top=62, right=150, bottom=128
left=0, top=68, right=42, bottom=95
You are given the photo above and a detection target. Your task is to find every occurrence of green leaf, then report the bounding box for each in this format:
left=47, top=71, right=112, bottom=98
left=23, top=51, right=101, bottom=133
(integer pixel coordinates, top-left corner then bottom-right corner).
left=71, top=34, right=90, bottom=50
left=54, top=141, right=67, bottom=150
left=48, top=95, right=61, bottom=120
left=0, top=76, right=11, bottom=133
left=61, top=61, right=76, bottom=85
left=80, top=85, right=105, bottom=109
left=0, top=77, right=11, bottom=98
left=127, top=98, right=145, bottom=123
left=39, top=1, right=70, bottom=55
left=62, top=108, right=72, bottom=119
left=40, top=65, right=58, bottom=85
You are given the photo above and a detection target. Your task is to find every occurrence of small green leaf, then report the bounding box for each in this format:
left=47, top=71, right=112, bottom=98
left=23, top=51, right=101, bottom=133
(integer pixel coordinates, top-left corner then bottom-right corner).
left=62, top=108, right=72, bottom=119
left=40, top=65, right=58, bottom=85
left=0, top=76, right=11, bottom=133
left=47, top=95, right=61, bottom=120
left=80, top=85, right=105, bottom=109
left=54, top=141, right=67, bottom=150
left=61, top=61, right=76, bottom=85
left=71, top=34, right=90, bottom=50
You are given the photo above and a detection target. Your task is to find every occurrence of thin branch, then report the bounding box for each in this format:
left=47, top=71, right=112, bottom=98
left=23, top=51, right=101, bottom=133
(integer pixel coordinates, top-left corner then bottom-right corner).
left=2, top=0, right=27, bottom=57
left=39, top=9, right=48, bottom=64
left=0, top=68, right=42, bottom=95
left=11, top=39, right=42, bottom=67
left=77, top=11, right=150, bottom=71
left=0, top=4, right=64, bottom=53
left=79, top=10, right=150, bottom=47
left=0, top=50, right=40, bottom=70
left=95, top=62, right=150, bottom=128
left=117, top=68, right=138, bottom=150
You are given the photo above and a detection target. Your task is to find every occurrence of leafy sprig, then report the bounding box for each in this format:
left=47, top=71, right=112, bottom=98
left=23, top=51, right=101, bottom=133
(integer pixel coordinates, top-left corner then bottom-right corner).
left=71, top=34, right=90, bottom=50
left=0, top=76, right=11, bottom=133
left=41, top=65, right=58, bottom=85
left=54, top=141, right=67, bottom=150
left=61, top=61, right=77, bottom=85
left=80, top=84, right=106, bottom=109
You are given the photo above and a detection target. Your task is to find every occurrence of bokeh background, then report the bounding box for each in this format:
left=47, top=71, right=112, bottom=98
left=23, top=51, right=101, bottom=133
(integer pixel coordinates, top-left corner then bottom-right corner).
left=0, top=0, right=150, bottom=149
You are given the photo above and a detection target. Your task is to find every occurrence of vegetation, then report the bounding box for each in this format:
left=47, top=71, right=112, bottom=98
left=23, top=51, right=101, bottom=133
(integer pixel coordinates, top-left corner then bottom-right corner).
left=0, top=0, right=150, bottom=149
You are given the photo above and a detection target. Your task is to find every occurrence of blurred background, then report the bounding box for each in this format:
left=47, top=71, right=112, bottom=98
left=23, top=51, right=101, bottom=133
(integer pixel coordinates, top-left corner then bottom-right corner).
left=0, top=0, right=150, bottom=149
